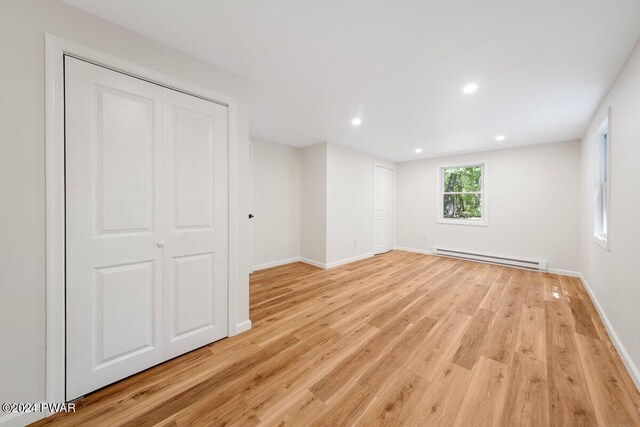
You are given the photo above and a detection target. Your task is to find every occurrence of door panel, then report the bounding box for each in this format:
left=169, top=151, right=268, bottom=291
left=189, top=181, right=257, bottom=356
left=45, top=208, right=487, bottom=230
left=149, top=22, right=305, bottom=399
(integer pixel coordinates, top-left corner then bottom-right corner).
left=172, top=253, right=215, bottom=337
left=65, top=57, right=164, bottom=400
left=173, top=107, right=215, bottom=230
left=163, top=90, right=228, bottom=359
left=373, top=166, right=393, bottom=254
left=96, top=87, right=156, bottom=235
left=95, top=260, right=156, bottom=366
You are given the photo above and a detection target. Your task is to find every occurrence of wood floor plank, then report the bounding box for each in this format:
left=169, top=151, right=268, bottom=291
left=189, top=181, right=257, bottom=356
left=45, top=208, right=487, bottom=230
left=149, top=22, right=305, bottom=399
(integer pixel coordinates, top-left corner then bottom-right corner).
left=309, top=384, right=375, bottom=427
left=567, top=296, right=601, bottom=339
left=479, top=275, right=508, bottom=313
left=33, top=252, right=640, bottom=427
left=355, top=369, right=430, bottom=426
left=575, top=333, right=640, bottom=426
left=453, top=356, right=512, bottom=427
left=245, top=323, right=378, bottom=420
left=502, top=352, right=549, bottom=427
left=407, top=362, right=473, bottom=426
left=408, top=310, right=471, bottom=381
left=357, top=315, right=437, bottom=391
left=309, top=315, right=409, bottom=402
left=545, top=300, right=598, bottom=426
left=516, top=304, right=546, bottom=362
left=455, top=283, right=491, bottom=316
left=559, top=275, right=583, bottom=300
left=495, top=280, right=524, bottom=323
left=451, top=308, right=495, bottom=370
left=481, top=316, right=520, bottom=366
left=119, top=332, right=316, bottom=426
left=523, top=273, right=545, bottom=309
left=259, top=389, right=327, bottom=426
left=424, top=280, right=467, bottom=319
left=174, top=396, right=259, bottom=426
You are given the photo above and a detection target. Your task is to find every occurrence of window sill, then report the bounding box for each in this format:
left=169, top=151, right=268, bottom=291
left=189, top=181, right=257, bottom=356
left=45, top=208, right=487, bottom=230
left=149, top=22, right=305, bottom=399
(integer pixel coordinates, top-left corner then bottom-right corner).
left=593, top=235, right=609, bottom=251
left=437, top=218, right=487, bottom=227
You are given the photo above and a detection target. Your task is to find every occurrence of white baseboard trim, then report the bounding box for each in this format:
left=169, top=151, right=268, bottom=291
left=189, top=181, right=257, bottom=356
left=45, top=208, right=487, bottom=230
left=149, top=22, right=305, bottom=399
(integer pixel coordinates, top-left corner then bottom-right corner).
left=578, top=273, right=640, bottom=391
left=393, top=246, right=433, bottom=255
left=325, top=253, right=374, bottom=269
left=299, top=257, right=326, bottom=269
left=254, top=253, right=377, bottom=271
left=0, top=407, right=47, bottom=426
left=298, top=253, right=375, bottom=270
left=253, top=257, right=301, bottom=271
left=547, top=268, right=581, bottom=277
left=232, top=319, right=252, bottom=335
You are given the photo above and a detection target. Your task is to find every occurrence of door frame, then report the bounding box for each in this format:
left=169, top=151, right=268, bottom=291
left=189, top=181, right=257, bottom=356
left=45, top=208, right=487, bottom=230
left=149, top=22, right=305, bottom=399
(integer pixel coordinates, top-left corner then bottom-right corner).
left=248, top=142, right=254, bottom=274
left=372, top=163, right=395, bottom=254
left=45, top=34, right=242, bottom=405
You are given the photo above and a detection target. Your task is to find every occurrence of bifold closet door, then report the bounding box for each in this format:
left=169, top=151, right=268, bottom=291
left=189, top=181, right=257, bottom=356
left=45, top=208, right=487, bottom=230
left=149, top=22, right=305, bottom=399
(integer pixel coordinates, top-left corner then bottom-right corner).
left=162, top=88, right=228, bottom=359
left=65, top=56, right=228, bottom=400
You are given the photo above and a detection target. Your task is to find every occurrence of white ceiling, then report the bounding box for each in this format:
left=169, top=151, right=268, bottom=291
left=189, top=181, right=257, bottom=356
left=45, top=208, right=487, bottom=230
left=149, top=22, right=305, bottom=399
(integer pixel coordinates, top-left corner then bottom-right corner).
left=63, top=0, right=640, bottom=162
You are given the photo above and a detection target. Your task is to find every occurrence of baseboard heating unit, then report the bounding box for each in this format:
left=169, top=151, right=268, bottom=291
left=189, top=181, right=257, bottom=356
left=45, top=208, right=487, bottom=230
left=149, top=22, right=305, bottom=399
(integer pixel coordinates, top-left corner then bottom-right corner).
left=432, top=248, right=548, bottom=272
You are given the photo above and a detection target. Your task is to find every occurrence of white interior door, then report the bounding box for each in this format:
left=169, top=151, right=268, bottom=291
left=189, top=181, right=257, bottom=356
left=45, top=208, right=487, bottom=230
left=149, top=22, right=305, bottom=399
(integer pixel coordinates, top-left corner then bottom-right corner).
left=163, top=89, right=228, bottom=359
left=373, top=165, right=393, bottom=254
left=65, top=56, right=228, bottom=400
left=65, top=57, right=165, bottom=400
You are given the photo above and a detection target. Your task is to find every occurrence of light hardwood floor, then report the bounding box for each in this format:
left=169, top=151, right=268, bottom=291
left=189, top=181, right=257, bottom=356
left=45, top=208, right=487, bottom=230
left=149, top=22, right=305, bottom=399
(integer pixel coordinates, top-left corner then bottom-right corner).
left=34, top=251, right=640, bottom=426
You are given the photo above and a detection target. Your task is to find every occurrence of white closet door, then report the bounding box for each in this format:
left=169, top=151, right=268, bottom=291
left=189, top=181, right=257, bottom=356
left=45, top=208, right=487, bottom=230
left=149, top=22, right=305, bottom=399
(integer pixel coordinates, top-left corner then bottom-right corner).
left=373, top=165, right=393, bottom=254
left=163, top=90, right=228, bottom=359
left=65, top=57, right=229, bottom=400
left=65, top=57, right=165, bottom=400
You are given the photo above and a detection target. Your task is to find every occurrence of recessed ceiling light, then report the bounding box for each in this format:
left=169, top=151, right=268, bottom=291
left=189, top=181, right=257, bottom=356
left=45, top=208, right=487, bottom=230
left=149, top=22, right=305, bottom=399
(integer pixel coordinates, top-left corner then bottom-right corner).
left=462, top=83, right=479, bottom=94
left=351, top=117, right=362, bottom=126
left=415, top=148, right=423, bottom=153
left=495, top=135, right=505, bottom=141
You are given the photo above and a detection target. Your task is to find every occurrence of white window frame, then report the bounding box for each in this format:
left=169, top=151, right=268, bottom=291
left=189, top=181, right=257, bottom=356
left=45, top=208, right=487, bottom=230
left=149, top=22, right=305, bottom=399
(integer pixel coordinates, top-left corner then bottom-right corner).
left=436, top=161, right=488, bottom=226
left=593, top=108, right=611, bottom=250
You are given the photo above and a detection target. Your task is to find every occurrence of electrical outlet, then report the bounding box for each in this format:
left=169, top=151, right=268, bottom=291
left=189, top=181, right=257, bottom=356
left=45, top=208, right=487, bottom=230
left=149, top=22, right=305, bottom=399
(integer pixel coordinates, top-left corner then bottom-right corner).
left=422, top=235, right=427, bottom=241
left=354, top=239, right=358, bottom=246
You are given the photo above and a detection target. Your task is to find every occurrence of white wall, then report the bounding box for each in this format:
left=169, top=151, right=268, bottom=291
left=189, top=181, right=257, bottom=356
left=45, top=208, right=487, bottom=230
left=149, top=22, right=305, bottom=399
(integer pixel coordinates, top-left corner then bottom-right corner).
left=0, top=1, right=250, bottom=424
left=254, top=141, right=396, bottom=269
left=251, top=138, right=300, bottom=269
left=326, top=143, right=395, bottom=266
left=396, top=140, right=581, bottom=272
left=298, top=142, right=397, bottom=267
left=300, top=143, right=327, bottom=265
left=579, top=39, right=640, bottom=386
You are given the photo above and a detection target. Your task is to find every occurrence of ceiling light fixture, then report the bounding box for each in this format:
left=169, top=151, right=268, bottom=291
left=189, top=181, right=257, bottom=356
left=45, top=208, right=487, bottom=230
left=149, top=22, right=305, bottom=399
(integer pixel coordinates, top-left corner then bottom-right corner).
left=462, top=83, right=479, bottom=94
left=351, top=117, right=362, bottom=126
left=495, top=135, right=505, bottom=141
left=415, top=148, right=423, bottom=153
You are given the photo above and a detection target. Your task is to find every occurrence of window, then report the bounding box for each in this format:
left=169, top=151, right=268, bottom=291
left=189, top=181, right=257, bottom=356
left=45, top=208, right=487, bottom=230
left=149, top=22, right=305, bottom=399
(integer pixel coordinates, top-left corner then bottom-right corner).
left=437, top=163, right=486, bottom=225
left=593, top=111, right=610, bottom=249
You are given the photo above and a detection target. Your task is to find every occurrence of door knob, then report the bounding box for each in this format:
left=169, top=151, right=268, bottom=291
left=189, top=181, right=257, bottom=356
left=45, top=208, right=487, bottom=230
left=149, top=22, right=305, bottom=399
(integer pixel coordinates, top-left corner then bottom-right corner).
left=157, top=241, right=165, bottom=248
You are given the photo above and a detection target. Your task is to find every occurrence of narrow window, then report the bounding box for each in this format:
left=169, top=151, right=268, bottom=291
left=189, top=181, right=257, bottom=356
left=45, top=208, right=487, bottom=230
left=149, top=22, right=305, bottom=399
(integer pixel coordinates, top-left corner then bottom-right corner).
left=437, top=163, right=486, bottom=225
left=593, top=113, right=609, bottom=248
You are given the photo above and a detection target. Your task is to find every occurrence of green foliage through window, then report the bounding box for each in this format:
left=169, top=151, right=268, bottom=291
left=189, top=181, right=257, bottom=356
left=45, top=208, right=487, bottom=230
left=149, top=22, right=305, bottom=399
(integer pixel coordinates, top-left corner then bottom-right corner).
left=442, top=165, right=483, bottom=219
